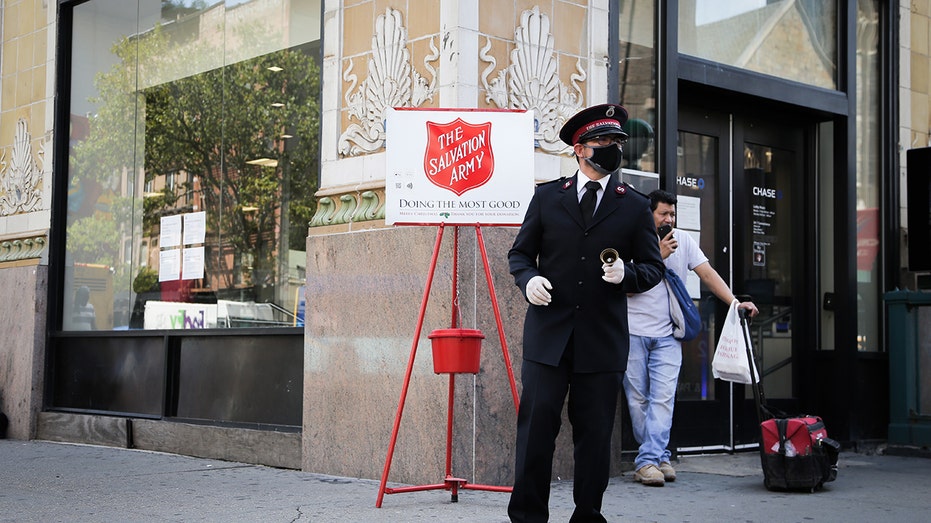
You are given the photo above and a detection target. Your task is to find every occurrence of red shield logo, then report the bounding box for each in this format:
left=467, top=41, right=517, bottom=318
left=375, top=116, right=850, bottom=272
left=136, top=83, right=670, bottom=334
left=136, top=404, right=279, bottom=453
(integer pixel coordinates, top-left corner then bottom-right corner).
left=424, top=118, right=495, bottom=196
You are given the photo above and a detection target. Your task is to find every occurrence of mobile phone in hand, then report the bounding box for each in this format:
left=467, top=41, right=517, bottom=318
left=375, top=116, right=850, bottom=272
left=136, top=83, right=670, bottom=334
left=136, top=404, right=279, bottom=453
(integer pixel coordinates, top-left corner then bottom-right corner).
left=657, top=224, right=673, bottom=239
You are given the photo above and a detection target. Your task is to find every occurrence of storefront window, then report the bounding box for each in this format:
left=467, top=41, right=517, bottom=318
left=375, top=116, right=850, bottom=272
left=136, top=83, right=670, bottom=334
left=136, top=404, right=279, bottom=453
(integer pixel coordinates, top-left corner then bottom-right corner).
left=678, top=0, right=837, bottom=90
left=856, top=0, right=881, bottom=351
left=617, top=0, right=657, bottom=184
left=676, top=130, right=718, bottom=401
left=64, top=0, right=321, bottom=330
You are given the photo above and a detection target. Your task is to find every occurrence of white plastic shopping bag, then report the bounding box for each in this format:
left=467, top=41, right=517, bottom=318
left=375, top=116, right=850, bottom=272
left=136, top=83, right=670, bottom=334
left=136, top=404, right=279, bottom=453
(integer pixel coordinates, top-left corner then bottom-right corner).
left=712, top=300, right=760, bottom=384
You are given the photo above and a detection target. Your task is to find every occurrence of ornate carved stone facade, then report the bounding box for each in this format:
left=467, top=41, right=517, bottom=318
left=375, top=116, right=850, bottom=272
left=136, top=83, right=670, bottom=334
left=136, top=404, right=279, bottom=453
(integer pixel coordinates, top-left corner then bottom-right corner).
left=312, top=3, right=596, bottom=231
left=479, top=6, right=585, bottom=155
left=0, top=0, right=53, bottom=267
left=0, top=234, right=47, bottom=263
left=309, top=182, right=387, bottom=229
left=0, top=119, right=45, bottom=216
left=0, top=118, right=49, bottom=264
left=338, top=8, right=439, bottom=157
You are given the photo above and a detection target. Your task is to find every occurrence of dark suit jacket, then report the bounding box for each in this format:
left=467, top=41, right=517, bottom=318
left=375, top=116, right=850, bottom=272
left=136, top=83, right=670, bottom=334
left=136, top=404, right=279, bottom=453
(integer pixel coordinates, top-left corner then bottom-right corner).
left=508, top=173, right=664, bottom=373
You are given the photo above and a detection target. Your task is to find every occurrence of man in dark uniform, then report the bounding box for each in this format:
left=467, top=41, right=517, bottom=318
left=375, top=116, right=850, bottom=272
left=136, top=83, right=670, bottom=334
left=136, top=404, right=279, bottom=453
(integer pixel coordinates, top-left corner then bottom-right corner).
left=507, top=103, right=665, bottom=522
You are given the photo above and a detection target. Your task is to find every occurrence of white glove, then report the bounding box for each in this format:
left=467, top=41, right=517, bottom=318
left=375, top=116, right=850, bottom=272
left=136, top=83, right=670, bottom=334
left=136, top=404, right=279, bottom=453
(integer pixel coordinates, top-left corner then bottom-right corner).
left=526, top=276, right=553, bottom=306
left=602, top=260, right=625, bottom=284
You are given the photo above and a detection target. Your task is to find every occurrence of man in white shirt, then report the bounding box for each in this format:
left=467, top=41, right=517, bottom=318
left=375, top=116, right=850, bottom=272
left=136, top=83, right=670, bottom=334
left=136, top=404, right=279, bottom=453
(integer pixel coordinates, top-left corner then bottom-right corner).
left=625, top=190, right=758, bottom=486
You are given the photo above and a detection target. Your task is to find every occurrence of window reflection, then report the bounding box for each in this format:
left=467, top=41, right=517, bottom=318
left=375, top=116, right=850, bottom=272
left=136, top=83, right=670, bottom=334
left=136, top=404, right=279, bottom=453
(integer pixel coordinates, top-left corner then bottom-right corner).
left=676, top=131, right=718, bottom=402
left=678, top=0, right=837, bottom=89
left=856, top=0, right=881, bottom=351
left=65, top=0, right=320, bottom=331
left=618, top=0, right=657, bottom=177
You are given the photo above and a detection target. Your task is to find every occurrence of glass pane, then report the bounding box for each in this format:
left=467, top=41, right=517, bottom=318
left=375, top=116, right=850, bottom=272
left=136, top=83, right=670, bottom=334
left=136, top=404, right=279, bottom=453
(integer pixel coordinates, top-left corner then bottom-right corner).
left=618, top=0, right=657, bottom=174
left=856, top=0, right=881, bottom=351
left=64, top=0, right=321, bottom=331
left=678, top=0, right=837, bottom=90
left=744, top=142, right=794, bottom=398
left=65, top=0, right=143, bottom=331
left=818, top=122, right=836, bottom=351
left=676, top=130, right=717, bottom=401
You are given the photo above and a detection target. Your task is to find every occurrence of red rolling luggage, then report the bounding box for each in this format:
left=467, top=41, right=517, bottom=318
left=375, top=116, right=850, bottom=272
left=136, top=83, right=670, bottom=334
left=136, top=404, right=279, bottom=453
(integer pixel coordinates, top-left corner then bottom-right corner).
left=739, top=310, right=840, bottom=492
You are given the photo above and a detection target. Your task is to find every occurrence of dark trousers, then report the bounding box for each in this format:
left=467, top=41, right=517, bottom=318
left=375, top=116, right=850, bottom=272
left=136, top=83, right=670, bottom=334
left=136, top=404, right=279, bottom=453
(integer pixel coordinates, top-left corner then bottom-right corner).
left=508, top=351, right=621, bottom=523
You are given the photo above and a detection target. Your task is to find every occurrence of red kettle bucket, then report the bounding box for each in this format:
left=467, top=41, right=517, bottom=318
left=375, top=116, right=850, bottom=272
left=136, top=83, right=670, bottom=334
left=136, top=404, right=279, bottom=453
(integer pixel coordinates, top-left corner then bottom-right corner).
left=428, top=328, right=484, bottom=374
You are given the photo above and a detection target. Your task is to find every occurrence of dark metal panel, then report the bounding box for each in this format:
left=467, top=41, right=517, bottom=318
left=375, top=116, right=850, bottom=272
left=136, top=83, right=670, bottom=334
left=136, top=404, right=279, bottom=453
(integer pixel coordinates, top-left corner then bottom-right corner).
left=881, top=1, right=901, bottom=289
left=50, top=336, right=166, bottom=416
left=906, top=148, right=931, bottom=271
left=822, top=0, right=858, bottom=443
left=175, top=335, right=302, bottom=427
left=658, top=0, right=677, bottom=190
left=48, top=1, right=77, bottom=340
left=608, top=0, right=619, bottom=102
left=678, top=57, right=850, bottom=117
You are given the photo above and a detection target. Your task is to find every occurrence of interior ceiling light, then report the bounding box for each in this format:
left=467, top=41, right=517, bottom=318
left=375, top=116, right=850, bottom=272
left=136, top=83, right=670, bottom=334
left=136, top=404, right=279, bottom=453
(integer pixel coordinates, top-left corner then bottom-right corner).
left=267, top=66, right=283, bottom=72
left=242, top=205, right=259, bottom=212
left=271, top=102, right=285, bottom=108
left=246, top=158, right=279, bottom=167
left=280, top=134, right=294, bottom=139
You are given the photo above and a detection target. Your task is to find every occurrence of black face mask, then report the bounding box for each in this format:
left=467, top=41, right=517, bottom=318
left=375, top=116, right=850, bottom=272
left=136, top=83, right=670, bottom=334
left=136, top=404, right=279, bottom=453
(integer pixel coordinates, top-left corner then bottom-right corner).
left=585, top=144, right=623, bottom=175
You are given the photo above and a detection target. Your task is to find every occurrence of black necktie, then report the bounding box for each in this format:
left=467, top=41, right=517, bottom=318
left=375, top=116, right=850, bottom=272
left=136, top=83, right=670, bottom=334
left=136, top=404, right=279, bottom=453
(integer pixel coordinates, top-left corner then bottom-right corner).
left=580, top=180, right=600, bottom=226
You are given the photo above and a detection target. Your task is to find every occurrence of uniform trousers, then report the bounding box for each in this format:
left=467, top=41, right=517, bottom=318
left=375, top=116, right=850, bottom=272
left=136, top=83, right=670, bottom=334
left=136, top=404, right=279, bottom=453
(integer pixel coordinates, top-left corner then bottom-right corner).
left=508, top=344, right=621, bottom=523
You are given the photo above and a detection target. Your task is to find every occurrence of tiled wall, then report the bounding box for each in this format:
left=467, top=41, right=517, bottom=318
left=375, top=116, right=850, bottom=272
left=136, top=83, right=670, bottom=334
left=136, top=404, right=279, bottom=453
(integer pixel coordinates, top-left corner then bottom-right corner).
left=0, top=0, right=49, bottom=144
left=0, top=0, right=53, bottom=239
left=905, top=2, right=930, bottom=149
left=476, top=0, right=591, bottom=110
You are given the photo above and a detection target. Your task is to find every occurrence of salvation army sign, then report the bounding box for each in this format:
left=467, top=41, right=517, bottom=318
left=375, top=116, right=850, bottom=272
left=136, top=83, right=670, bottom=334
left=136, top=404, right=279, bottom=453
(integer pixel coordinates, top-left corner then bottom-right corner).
left=386, top=108, right=534, bottom=225
left=424, top=119, right=494, bottom=195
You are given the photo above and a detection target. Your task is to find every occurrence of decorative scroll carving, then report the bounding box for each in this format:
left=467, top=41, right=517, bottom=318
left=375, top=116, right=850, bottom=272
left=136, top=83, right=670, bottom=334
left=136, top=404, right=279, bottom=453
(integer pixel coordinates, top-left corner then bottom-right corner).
left=310, top=197, right=337, bottom=227
left=357, top=190, right=385, bottom=221
left=338, top=8, right=440, bottom=157
left=0, top=234, right=47, bottom=262
left=0, top=119, right=45, bottom=215
left=333, top=194, right=357, bottom=224
left=480, top=6, right=586, bottom=154
left=309, top=188, right=386, bottom=227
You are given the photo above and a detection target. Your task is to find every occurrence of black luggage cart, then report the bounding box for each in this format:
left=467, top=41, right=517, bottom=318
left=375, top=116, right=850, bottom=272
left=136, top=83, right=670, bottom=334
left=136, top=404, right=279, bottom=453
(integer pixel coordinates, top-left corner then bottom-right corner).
left=739, top=309, right=840, bottom=492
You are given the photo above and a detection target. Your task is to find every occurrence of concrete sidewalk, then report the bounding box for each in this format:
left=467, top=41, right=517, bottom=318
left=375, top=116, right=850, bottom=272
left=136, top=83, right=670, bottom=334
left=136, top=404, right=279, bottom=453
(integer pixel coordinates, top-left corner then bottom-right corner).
left=1, top=439, right=930, bottom=522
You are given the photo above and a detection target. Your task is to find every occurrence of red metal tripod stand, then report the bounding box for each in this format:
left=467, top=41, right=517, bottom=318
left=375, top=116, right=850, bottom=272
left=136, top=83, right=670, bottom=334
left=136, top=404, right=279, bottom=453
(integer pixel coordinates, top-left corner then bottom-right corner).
left=375, top=224, right=520, bottom=507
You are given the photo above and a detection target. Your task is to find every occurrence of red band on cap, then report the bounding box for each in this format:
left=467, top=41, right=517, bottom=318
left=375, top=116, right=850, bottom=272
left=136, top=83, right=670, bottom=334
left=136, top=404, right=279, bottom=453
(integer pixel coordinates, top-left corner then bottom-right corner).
left=572, top=119, right=623, bottom=145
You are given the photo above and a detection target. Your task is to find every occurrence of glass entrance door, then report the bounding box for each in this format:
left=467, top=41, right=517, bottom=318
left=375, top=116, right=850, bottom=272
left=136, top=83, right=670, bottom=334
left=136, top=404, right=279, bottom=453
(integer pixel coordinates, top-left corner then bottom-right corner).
left=670, top=106, right=808, bottom=452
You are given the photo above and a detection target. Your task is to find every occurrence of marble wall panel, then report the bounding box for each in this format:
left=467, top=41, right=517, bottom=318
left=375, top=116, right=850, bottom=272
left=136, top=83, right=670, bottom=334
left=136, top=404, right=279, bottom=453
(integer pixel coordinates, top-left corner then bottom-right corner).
left=304, top=226, right=478, bottom=484
left=303, top=225, right=627, bottom=486
left=0, top=264, right=46, bottom=440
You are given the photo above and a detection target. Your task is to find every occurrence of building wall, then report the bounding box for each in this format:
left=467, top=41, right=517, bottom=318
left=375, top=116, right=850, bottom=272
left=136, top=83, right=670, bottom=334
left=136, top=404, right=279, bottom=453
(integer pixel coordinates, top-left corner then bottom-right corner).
left=0, top=265, right=47, bottom=439
left=314, top=0, right=602, bottom=233
left=304, top=0, right=628, bottom=484
left=902, top=1, right=931, bottom=244
left=0, top=0, right=53, bottom=439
